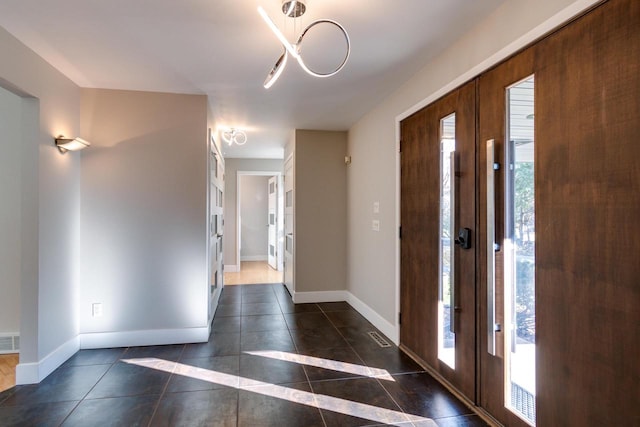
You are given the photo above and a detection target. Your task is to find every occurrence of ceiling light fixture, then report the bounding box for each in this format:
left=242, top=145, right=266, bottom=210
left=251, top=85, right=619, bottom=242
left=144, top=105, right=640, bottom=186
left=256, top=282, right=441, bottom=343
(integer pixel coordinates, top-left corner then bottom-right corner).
left=282, top=0, right=306, bottom=18
left=54, top=136, right=91, bottom=153
left=264, top=48, right=289, bottom=89
left=258, top=6, right=300, bottom=60
left=258, top=1, right=350, bottom=89
left=222, top=128, right=247, bottom=146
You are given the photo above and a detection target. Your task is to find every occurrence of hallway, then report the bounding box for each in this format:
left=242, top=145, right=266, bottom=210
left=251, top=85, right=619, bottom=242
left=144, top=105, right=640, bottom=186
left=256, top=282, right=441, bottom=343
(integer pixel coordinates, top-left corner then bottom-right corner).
left=0, top=284, right=485, bottom=426
left=224, top=261, right=283, bottom=286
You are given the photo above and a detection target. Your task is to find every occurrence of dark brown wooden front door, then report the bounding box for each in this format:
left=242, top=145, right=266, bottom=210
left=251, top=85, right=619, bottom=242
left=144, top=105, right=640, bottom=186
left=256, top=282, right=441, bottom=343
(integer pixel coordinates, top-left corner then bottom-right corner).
left=478, top=1, right=640, bottom=425
left=400, top=80, right=477, bottom=401
left=477, top=45, right=536, bottom=427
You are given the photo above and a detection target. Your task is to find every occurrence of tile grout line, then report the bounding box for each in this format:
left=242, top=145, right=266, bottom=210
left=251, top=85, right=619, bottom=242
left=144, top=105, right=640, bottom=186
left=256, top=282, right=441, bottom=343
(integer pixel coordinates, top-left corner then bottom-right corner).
left=145, top=344, right=186, bottom=427
left=281, top=287, right=329, bottom=427
left=287, top=337, right=328, bottom=427
left=322, top=305, right=372, bottom=373
left=57, top=350, right=125, bottom=426
left=304, top=373, right=329, bottom=427
left=235, top=285, right=246, bottom=427
left=374, top=375, right=413, bottom=423
left=232, top=284, right=242, bottom=427
left=322, top=305, right=422, bottom=425
left=239, top=283, right=285, bottom=427
left=323, top=305, right=417, bottom=424
left=239, top=283, right=280, bottom=425
left=56, top=400, right=83, bottom=426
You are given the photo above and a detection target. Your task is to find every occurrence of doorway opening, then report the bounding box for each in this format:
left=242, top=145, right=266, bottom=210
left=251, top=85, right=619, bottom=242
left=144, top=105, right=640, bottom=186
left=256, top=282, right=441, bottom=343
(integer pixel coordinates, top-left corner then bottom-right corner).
left=1, top=85, right=22, bottom=391
left=0, top=84, right=38, bottom=390
left=231, top=171, right=284, bottom=284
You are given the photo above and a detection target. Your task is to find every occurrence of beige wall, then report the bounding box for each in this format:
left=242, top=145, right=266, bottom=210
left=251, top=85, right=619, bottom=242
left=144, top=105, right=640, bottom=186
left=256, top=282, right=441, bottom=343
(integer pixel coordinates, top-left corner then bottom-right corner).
left=346, top=0, right=601, bottom=327
left=223, top=158, right=284, bottom=267
left=80, top=89, right=209, bottom=336
left=295, top=130, right=347, bottom=293
left=0, top=25, right=81, bottom=380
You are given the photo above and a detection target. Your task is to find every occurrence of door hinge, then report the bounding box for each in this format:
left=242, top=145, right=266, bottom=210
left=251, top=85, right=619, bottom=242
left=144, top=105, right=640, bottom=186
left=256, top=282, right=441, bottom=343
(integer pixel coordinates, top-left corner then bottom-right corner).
left=399, top=140, right=402, bottom=152
left=398, top=312, right=402, bottom=325
left=398, top=226, right=402, bottom=239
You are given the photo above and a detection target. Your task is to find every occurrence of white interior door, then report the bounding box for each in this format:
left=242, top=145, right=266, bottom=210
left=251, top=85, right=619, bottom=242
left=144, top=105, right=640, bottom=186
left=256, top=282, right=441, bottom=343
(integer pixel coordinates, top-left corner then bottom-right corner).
left=267, top=176, right=277, bottom=269
left=283, top=156, right=294, bottom=295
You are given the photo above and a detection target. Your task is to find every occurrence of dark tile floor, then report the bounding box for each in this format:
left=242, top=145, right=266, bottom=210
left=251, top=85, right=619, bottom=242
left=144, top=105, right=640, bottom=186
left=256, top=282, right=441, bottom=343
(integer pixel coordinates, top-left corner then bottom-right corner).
left=0, top=283, right=487, bottom=426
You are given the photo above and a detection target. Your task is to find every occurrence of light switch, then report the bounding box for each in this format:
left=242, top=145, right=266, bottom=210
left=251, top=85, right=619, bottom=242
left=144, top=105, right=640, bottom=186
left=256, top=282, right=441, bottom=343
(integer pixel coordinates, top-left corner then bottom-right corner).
left=92, top=303, right=103, bottom=317
left=372, top=220, right=380, bottom=231
left=373, top=202, right=380, bottom=214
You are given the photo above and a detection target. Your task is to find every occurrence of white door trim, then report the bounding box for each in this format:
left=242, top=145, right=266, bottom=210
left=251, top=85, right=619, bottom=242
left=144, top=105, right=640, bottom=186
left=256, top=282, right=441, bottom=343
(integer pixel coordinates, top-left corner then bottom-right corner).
left=283, top=155, right=295, bottom=296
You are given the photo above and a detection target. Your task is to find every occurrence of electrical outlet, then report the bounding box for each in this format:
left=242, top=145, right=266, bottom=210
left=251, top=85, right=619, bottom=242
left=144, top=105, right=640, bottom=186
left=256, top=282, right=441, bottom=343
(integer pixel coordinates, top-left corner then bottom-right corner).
left=92, top=303, right=103, bottom=317
left=372, top=220, right=380, bottom=232
left=373, top=201, right=380, bottom=214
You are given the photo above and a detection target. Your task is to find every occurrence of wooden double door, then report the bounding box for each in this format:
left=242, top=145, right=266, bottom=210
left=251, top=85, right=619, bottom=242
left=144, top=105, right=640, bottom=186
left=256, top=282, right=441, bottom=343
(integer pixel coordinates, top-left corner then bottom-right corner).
left=401, top=71, right=537, bottom=427
left=400, top=1, right=639, bottom=425
left=400, top=80, right=477, bottom=402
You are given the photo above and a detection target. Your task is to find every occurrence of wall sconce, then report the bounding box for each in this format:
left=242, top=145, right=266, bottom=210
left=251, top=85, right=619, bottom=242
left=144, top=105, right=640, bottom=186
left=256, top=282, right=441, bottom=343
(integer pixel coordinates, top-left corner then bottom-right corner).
left=55, top=136, right=91, bottom=153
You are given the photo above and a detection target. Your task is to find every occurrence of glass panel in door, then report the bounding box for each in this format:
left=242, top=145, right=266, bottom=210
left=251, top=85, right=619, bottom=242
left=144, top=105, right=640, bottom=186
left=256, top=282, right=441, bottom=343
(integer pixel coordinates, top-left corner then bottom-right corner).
left=268, top=176, right=278, bottom=269
left=283, top=157, right=294, bottom=295
left=438, top=113, right=456, bottom=369
left=505, top=76, right=536, bottom=425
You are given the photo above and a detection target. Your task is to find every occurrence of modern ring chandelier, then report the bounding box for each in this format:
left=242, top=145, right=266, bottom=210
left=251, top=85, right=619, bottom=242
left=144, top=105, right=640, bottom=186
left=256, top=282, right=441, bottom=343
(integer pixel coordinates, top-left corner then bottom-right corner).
left=258, top=0, right=351, bottom=89
left=222, top=128, right=247, bottom=146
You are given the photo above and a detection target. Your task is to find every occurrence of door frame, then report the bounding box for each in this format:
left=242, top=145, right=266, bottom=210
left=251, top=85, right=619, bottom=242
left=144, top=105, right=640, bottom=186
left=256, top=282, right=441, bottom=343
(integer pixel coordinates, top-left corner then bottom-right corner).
left=236, top=170, right=283, bottom=272
left=282, top=153, right=295, bottom=296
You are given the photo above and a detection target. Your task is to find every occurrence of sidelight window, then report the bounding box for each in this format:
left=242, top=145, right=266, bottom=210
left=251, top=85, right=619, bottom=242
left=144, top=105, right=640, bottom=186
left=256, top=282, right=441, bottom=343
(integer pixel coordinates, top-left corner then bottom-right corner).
left=505, top=76, right=536, bottom=425
left=438, top=113, right=456, bottom=369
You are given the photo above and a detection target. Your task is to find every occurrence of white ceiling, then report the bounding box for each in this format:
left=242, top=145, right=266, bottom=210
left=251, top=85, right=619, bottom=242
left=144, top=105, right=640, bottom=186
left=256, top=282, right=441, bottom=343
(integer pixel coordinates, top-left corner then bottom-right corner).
left=0, top=0, right=505, bottom=158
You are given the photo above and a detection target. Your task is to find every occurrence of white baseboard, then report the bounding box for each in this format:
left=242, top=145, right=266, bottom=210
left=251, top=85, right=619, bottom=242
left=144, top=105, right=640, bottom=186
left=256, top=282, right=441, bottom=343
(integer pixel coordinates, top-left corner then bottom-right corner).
left=293, top=290, right=398, bottom=344
left=225, top=264, right=238, bottom=273
left=240, top=255, right=268, bottom=262
left=16, top=335, right=80, bottom=385
left=345, top=293, right=398, bottom=345
left=293, top=290, right=349, bottom=304
left=79, top=327, right=209, bottom=350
